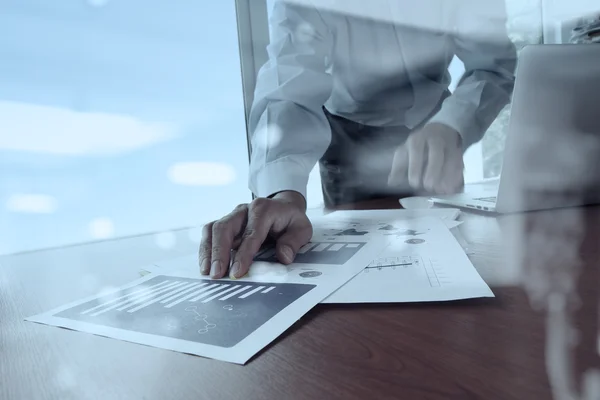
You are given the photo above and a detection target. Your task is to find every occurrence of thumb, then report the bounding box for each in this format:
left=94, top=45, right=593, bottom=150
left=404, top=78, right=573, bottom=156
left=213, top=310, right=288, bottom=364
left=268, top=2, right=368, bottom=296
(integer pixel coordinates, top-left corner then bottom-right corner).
left=274, top=224, right=313, bottom=264
left=388, top=146, right=409, bottom=186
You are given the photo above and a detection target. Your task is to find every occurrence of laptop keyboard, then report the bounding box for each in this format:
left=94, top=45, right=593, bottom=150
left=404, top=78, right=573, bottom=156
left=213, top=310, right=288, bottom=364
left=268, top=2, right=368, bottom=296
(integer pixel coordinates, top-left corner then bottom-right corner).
left=475, top=196, right=497, bottom=203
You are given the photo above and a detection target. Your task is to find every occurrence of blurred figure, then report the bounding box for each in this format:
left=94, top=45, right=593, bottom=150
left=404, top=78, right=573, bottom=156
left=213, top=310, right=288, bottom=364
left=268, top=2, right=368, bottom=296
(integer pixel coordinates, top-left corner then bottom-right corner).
left=200, top=0, right=516, bottom=279
left=519, top=205, right=600, bottom=400
left=570, top=14, right=600, bottom=44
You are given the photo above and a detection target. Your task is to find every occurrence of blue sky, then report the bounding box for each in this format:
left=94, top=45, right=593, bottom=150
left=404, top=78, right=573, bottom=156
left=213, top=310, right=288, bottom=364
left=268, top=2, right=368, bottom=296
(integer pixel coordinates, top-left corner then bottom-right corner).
left=0, top=1, right=253, bottom=254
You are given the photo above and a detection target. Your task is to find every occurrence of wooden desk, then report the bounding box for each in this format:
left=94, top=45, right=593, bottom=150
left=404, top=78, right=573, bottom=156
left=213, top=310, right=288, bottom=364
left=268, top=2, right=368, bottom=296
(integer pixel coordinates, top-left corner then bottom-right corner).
left=2, top=199, right=598, bottom=400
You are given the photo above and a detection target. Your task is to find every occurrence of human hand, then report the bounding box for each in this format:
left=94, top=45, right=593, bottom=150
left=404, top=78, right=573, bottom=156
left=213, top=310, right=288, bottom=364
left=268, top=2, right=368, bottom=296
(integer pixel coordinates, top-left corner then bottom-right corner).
left=388, top=123, right=464, bottom=194
left=199, top=191, right=313, bottom=279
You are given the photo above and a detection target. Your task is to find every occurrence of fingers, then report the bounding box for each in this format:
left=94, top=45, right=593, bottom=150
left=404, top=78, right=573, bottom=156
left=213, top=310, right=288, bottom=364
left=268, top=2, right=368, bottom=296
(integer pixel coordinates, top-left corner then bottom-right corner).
left=229, top=199, right=275, bottom=279
left=230, top=198, right=313, bottom=278
left=407, top=136, right=426, bottom=188
left=441, top=154, right=465, bottom=194
left=391, top=131, right=464, bottom=194
left=423, top=137, right=445, bottom=192
left=199, top=198, right=312, bottom=280
left=275, top=223, right=313, bottom=264
left=199, top=223, right=213, bottom=275
left=199, top=221, right=244, bottom=275
left=202, top=204, right=248, bottom=279
left=388, top=146, right=409, bottom=186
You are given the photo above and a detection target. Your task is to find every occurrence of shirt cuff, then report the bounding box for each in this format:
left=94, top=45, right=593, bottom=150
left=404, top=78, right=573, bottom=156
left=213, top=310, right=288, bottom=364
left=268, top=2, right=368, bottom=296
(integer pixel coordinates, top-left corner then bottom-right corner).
left=426, top=100, right=478, bottom=151
left=249, top=158, right=310, bottom=201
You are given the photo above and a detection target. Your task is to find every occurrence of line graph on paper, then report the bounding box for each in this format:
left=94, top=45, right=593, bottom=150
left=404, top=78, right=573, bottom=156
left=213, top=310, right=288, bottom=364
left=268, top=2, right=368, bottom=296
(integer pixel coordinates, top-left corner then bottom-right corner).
left=54, top=276, right=315, bottom=348
left=363, top=255, right=448, bottom=288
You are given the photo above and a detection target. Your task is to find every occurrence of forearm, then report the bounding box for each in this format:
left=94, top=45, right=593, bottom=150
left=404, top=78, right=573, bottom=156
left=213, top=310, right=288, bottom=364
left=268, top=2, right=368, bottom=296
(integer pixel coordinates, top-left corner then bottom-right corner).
left=428, top=0, right=517, bottom=149
left=427, top=56, right=516, bottom=150
left=247, top=0, right=333, bottom=202
left=249, top=86, right=333, bottom=199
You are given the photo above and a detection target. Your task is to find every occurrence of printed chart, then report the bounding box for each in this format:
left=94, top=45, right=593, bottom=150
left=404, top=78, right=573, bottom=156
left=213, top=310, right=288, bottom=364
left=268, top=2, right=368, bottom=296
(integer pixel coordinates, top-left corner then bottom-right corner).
left=377, top=224, right=427, bottom=237
left=322, top=220, right=428, bottom=238
left=254, top=241, right=365, bottom=265
left=322, top=216, right=494, bottom=304
left=364, top=256, right=441, bottom=288
left=54, top=276, right=315, bottom=348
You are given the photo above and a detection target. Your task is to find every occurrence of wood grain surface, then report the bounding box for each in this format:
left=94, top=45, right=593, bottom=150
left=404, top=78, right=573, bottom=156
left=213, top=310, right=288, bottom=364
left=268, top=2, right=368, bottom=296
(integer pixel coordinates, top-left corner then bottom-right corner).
left=3, top=199, right=599, bottom=400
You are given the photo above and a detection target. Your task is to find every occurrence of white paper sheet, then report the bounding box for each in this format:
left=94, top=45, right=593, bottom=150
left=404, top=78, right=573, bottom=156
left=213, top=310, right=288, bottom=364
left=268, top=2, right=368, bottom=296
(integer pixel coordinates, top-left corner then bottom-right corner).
left=26, top=227, right=386, bottom=365
left=445, top=220, right=464, bottom=229
left=319, top=216, right=493, bottom=303
left=325, top=208, right=461, bottom=229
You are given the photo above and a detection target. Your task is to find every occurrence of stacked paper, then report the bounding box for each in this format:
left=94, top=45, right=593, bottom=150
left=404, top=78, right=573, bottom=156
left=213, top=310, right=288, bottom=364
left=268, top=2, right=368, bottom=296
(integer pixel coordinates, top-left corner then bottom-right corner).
left=317, top=209, right=493, bottom=303
left=26, top=208, right=492, bottom=364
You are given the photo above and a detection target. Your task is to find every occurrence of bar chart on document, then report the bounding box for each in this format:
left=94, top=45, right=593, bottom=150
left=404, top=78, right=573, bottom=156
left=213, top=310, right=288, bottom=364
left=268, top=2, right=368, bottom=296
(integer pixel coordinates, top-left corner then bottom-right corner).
left=363, top=255, right=447, bottom=287
left=53, top=276, right=315, bottom=348
left=255, top=241, right=365, bottom=265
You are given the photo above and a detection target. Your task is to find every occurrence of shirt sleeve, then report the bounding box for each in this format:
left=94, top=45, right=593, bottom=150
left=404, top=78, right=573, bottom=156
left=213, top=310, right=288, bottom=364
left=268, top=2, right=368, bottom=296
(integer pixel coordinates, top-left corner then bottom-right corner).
left=426, top=0, right=517, bottom=150
left=248, top=0, right=334, bottom=200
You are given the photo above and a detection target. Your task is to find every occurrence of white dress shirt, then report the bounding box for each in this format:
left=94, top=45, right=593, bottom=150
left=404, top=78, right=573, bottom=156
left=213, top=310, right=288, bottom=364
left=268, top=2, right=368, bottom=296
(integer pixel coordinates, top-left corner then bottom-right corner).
left=248, top=0, right=517, bottom=200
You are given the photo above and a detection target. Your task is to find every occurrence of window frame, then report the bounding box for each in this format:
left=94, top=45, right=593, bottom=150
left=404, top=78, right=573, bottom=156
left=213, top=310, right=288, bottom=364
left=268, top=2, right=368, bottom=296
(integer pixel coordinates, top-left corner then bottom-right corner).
left=235, top=0, right=270, bottom=200
left=234, top=0, right=270, bottom=164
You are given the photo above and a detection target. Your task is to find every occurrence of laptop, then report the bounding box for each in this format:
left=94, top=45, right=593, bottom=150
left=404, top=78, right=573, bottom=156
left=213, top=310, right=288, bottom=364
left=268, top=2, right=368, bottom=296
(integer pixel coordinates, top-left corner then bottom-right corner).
left=430, top=44, right=600, bottom=214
